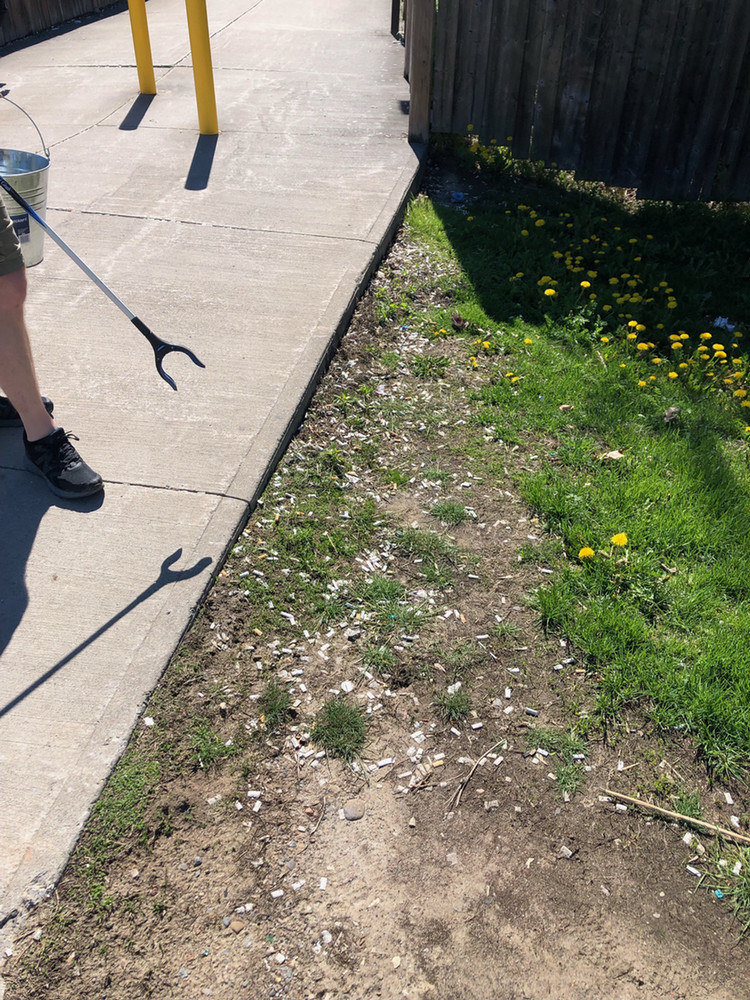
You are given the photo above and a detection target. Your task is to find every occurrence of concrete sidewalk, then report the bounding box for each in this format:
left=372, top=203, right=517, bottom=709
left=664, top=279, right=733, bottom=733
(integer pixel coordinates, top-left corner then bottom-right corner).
left=0, top=0, right=420, bottom=950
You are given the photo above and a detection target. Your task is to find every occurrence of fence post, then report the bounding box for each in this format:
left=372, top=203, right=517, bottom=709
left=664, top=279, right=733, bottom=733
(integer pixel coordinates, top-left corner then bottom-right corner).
left=408, top=0, right=434, bottom=144
left=127, top=0, right=156, bottom=95
left=391, top=0, right=400, bottom=38
left=185, top=0, right=219, bottom=135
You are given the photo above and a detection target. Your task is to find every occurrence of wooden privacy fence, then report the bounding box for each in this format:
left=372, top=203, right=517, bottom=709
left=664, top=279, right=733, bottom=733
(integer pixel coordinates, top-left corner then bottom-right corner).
left=0, top=0, right=122, bottom=46
left=402, top=0, right=750, bottom=201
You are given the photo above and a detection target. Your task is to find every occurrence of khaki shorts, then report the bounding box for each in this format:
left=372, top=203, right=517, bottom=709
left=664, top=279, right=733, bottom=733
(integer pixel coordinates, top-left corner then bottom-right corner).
left=0, top=198, right=25, bottom=276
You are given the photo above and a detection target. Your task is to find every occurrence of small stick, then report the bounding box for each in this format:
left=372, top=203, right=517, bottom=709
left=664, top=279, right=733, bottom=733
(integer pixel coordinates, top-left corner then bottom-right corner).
left=603, top=788, right=750, bottom=846
left=449, top=740, right=505, bottom=810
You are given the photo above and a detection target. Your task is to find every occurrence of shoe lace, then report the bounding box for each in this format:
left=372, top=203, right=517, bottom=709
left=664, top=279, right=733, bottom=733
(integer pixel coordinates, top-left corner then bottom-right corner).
left=57, top=431, right=82, bottom=467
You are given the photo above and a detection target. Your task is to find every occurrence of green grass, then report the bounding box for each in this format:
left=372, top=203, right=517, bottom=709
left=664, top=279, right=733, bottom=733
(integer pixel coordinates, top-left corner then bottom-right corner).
left=430, top=499, right=470, bottom=526
left=525, top=727, right=588, bottom=799
left=402, top=144, right=750, bottom=785
left=189, top=718, right=237, bottom=770
left=434, top=685, right=471, bottom=724
left=259, top=680, right=291, bottom=732
left=706, top=848, right=750, bottom=937
left=353, top=574, right=430, bottom=636
left=311, top=698, right=367, bottom=763
left=393, top=526, right=460, bottom=587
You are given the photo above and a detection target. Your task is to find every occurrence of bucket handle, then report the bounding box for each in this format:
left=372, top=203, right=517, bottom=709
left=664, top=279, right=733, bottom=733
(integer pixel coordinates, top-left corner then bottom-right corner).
left=0, top=91, right=50, bottom=159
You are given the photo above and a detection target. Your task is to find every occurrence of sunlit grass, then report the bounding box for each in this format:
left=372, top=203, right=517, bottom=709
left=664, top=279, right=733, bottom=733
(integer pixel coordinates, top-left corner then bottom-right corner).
left=405, top=142, right=750, bottom=783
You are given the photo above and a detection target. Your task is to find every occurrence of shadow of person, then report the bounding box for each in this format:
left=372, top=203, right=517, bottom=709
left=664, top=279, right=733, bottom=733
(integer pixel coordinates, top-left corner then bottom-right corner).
left=0, top=466, right=105, bottom=657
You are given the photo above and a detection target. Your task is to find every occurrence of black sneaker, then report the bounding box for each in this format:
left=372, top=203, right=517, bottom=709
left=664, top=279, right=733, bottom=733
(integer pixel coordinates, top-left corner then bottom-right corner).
left=0, top=394, right=54, bottom=428
left=24, top=427, right=103, bottom=499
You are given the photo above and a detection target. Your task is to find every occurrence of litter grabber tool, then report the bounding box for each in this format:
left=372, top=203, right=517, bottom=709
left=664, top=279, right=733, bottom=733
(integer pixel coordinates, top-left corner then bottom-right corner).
left=0, top=173, right=205, bottom=390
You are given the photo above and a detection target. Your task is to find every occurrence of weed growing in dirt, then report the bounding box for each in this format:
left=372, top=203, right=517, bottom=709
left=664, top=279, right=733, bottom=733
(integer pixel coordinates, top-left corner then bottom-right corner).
left=259, top=680, right=292, bottom=732
left=311, top=698, right=367, bottom=763
left=393, top=527, right=460, bottom=586
left=434, top=685, right=471, bottom=724
left=190, top=718, right=237, bottom=770
left=430, top=499, right=469, bottom=526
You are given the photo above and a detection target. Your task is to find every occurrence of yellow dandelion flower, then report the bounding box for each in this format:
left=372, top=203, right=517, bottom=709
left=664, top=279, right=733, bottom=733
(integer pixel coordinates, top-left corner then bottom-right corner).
left=668, top=372, right=678, bottom=379
left=626, top=332, right=636, bottom=340
left=636, top=324, right=646, bottom=332
left=535, top=219, right=545, bottom=227
left=524, top=338, right=533, bottom=345
left=671, top=342, right=683, bottom=350
left=636, top=342, right=649, bottom=350
left=679, top=363, right=688, bottom=369
left=611, top=533, right=628, bottom=547
left=667, top=300, right=677, bottom=309
left=628, top=320, right=639, bottom=328
left=580, top=280, right=591, bottom=288
left=601, top=336, right=609, bottom=343
left=482, top=340, right=491, bottom=349
left=742, top=401, right=750, bottom=408
left=603, top=304, right=612, bottom=311
left=544, top=288, right=557, bottom=297
left=700, top=332, right=712, bottom=340
left=649, top=375, right=657, bottom=381
left=521, top=229, right=529, bottom=237
left=734, top=389, right=748, bottom=398
left=637, top=380, right=647, bottom=387
left=652, top=358, right=662, bottom=364
left=578, top=547, right=595, bottom=559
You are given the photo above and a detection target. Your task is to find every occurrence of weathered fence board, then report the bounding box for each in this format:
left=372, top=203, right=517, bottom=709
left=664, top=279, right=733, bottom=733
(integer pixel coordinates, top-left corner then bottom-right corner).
left=420, top=0, right=750, bottom=200
left=0, top=0, right=122, bottom=46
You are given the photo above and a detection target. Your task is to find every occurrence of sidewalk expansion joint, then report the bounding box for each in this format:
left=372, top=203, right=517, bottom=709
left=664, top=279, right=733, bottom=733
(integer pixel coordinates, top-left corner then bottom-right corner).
left=49, top=206, right=378, bottom=246
left=104, top=478, right=251, bottom=505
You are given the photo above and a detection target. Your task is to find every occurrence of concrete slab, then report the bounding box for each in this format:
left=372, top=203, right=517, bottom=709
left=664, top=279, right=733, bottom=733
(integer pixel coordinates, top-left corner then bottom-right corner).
left=0, top=0, right=422, bottom=959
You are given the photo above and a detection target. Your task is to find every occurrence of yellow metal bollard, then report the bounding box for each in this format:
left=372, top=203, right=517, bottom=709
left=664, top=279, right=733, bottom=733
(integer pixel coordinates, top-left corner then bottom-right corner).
left=185, top=0, right=219, bottom=135
left=127, top=0, right=157, bottom=95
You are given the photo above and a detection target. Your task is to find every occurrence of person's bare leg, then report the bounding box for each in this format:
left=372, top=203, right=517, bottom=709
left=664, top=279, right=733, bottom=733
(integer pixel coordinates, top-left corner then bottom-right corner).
left=0, top=267, right=57, bottom=441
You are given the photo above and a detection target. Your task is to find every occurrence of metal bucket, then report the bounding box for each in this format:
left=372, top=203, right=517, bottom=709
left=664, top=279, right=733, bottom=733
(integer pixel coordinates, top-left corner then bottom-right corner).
left=0, top=147, right=50, bottom=267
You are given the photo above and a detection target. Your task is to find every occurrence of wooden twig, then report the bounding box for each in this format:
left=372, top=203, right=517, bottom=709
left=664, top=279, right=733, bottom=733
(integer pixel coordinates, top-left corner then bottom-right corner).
left=603, top=789, right=750, bottom=846
left=449, top=740, right=505, bottom=810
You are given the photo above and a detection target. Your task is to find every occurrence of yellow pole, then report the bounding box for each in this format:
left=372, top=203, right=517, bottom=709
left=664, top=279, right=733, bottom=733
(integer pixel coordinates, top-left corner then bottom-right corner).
left=185, top=0, right=219, bottom=135
left=127, top=0, right=157, bottom=95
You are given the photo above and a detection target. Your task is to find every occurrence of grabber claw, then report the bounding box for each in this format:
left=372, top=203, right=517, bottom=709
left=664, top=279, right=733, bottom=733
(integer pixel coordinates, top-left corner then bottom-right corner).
left=131, top=318, right=206, bottom=391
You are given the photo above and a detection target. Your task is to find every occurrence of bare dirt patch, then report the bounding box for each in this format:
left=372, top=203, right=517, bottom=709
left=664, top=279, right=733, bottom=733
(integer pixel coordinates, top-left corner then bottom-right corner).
left=3, top=221, right=749, bottom=1000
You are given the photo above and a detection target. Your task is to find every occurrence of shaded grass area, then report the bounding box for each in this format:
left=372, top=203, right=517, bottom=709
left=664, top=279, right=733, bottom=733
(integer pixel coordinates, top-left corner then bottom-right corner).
left=406, top=141, right=750, bottom=782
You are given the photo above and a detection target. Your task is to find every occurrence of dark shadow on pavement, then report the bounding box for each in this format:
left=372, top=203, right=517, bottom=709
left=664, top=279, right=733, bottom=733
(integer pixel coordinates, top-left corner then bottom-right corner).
left=0, top=472, right=104, bottom=656
left=0, top=547, right=212, bottom=720
left=185, top=134, right=218, bottom=191
left=119, top=93, right=156, bottom=131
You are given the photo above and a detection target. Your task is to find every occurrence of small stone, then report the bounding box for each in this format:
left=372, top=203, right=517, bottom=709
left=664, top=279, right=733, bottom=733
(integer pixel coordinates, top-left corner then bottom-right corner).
left=222, top=916, right=232, bottom=927
left=341, top=680, right=355, bottom=693
left=392, top=955, right=402, bottom=968
left=408, top=816, right=416, bottom=827
left=484, top=800, right=500, bottom=812
left=344, top=799, right=366, bottom=821
left=446, top=852, right=459, bottom=866
left=560, top=845, right=573, bottom=859
left=229, top=920, right=245, bottom=934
